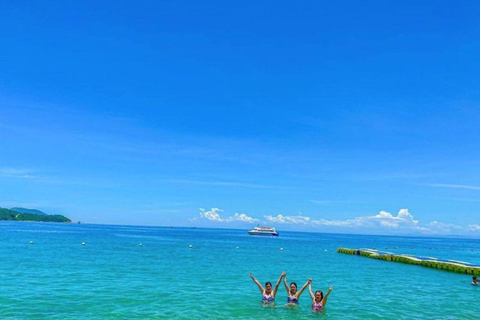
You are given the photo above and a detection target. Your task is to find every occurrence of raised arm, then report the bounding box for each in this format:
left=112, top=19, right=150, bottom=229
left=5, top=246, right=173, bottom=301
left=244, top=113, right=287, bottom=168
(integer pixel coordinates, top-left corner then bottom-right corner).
left=321, top=286, right=333, bottom=306
left=249, top=273, right=264, bottom=293
left=283, top=274, right=290, bottom=293
left=296, top=278, right=312, bottom=298
left=308, top=283, right=315, bottom=300
left=272, top=271, right=286, bottom=297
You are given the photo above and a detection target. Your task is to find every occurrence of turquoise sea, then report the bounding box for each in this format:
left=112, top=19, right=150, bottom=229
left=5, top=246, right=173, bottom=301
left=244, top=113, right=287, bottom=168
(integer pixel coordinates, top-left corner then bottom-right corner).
left=0, top=221, right=479, bottom=319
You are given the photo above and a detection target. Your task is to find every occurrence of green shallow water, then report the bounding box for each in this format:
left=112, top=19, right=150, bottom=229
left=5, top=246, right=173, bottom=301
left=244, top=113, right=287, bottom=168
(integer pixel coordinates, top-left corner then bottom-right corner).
left=0, top=222, right=479, bottom=319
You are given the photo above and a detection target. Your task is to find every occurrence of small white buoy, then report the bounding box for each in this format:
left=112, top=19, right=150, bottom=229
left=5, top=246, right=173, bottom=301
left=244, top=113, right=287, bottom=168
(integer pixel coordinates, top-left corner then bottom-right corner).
left=280, top=248, right=284, bottom=251
left=82, top=242, right=86, bottom=246
left=139, top=243, right=143, bottom=247
left=29, top=241, right=34, bottom=244
left=189, top=245, right=193, bottom=248
left=324, top=249, right=327, bottom=252
left=236, top=246, right=239, bottom=249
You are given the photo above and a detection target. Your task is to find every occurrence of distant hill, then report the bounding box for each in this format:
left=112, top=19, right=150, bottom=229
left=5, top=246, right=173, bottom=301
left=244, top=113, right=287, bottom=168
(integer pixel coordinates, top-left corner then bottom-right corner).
left=10, top=207, right=47, bottom=215
left=0, top=207, right=71, bottom=223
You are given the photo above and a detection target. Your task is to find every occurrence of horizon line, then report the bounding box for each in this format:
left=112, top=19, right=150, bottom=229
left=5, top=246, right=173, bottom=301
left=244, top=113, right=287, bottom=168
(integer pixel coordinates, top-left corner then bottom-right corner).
left=3, top=220, right=480, bottom=241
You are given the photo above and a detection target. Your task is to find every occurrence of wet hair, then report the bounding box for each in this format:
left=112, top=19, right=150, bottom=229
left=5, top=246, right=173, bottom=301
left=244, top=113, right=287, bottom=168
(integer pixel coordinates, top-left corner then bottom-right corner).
left=265, top=281, right=272, bottom=287
left=315, top=290, right=324, bottom=300
left=290, top=282, right=297, bottom=289
left=474, top=276, right=478, bottom=280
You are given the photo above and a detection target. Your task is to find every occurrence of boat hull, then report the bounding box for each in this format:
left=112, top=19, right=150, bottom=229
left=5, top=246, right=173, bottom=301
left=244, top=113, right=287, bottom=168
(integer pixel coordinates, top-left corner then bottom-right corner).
left=248, top=231, right=279, bottom=236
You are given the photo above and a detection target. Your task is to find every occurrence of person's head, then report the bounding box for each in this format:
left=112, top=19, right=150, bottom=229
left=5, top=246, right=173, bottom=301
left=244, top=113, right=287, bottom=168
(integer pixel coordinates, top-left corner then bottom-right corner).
left=315, top=290, right=323, bottom=302
left=289, top=282, right=297, bottom=294
left=473, top=276, right=478, bottom=282
left=265, top=282, right=272, bottom=292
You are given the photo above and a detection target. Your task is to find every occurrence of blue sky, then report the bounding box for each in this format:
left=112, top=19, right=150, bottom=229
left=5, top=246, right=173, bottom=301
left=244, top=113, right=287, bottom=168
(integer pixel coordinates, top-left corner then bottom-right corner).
left=1, top=0, right=479, bottom=236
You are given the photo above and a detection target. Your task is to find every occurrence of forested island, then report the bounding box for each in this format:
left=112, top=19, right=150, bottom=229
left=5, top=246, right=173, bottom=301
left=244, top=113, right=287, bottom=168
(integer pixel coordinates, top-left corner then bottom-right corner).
left=0, top=207, right=71, bottom=223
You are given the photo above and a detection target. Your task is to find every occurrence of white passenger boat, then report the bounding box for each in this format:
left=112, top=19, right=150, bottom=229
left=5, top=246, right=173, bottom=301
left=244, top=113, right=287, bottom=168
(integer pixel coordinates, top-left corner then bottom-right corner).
left=248, top=226, right=279, bottom=236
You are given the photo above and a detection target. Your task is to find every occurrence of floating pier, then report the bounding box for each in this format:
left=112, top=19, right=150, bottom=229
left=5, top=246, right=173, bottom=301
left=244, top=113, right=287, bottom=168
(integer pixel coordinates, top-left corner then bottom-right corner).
left=337, top=247, right=480, bottom=276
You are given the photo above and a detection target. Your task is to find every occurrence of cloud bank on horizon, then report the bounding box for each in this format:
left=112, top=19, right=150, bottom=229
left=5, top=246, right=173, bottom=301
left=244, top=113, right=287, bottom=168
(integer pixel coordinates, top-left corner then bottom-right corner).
left=193, top=208, right=480, bottom=236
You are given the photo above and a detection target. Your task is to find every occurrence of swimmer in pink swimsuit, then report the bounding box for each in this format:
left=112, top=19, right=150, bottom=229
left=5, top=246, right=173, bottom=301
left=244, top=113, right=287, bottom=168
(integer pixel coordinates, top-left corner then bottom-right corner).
left=312, top=299, right=323, bottom=311
left=308, top=282, right=333, bottom=312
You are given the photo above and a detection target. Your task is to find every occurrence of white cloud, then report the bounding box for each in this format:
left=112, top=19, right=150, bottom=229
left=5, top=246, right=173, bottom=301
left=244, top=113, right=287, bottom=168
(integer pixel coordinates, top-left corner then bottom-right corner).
left=199, top=208, right=224, bottom=222
left=397, top=208, right=419, bottom=223
left=467, top=224, right=480, bottom=232
left=264, top=214, right=311, bottom=224
left=197, top=208, right=258, bottom=223
left=313, top=218, right=363, bottom=227
left=265, top=209, right=428, bottom=232
left=380, top=220, right=399, bottom=228
left=427, top=221, right=463, bottom=233
left=313, top=209, right=421, bottom=231
left=369, top=209, right=420, bottom=229
left=373, top=210, right=395, bottom=219
left=226, top=213, right=259, bottom=223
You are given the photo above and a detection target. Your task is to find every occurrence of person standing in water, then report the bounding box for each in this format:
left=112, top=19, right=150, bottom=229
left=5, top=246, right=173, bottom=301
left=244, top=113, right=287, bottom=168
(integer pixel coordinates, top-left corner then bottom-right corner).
left=308, top=283, right=333, bottom=312
left=472, top=276, right=479, bottom=286
left=283, top=274, right=311, bottom=305
left=249, top=271, right=285, bottom=304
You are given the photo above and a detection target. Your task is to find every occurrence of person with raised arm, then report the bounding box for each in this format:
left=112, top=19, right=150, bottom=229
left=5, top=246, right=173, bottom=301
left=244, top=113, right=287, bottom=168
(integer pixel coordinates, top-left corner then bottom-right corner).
left=283, top=274, right=311, bottom=305
left=249, top=271, right=285, bottom=304
left=308, top=282, right=333, bottom=312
